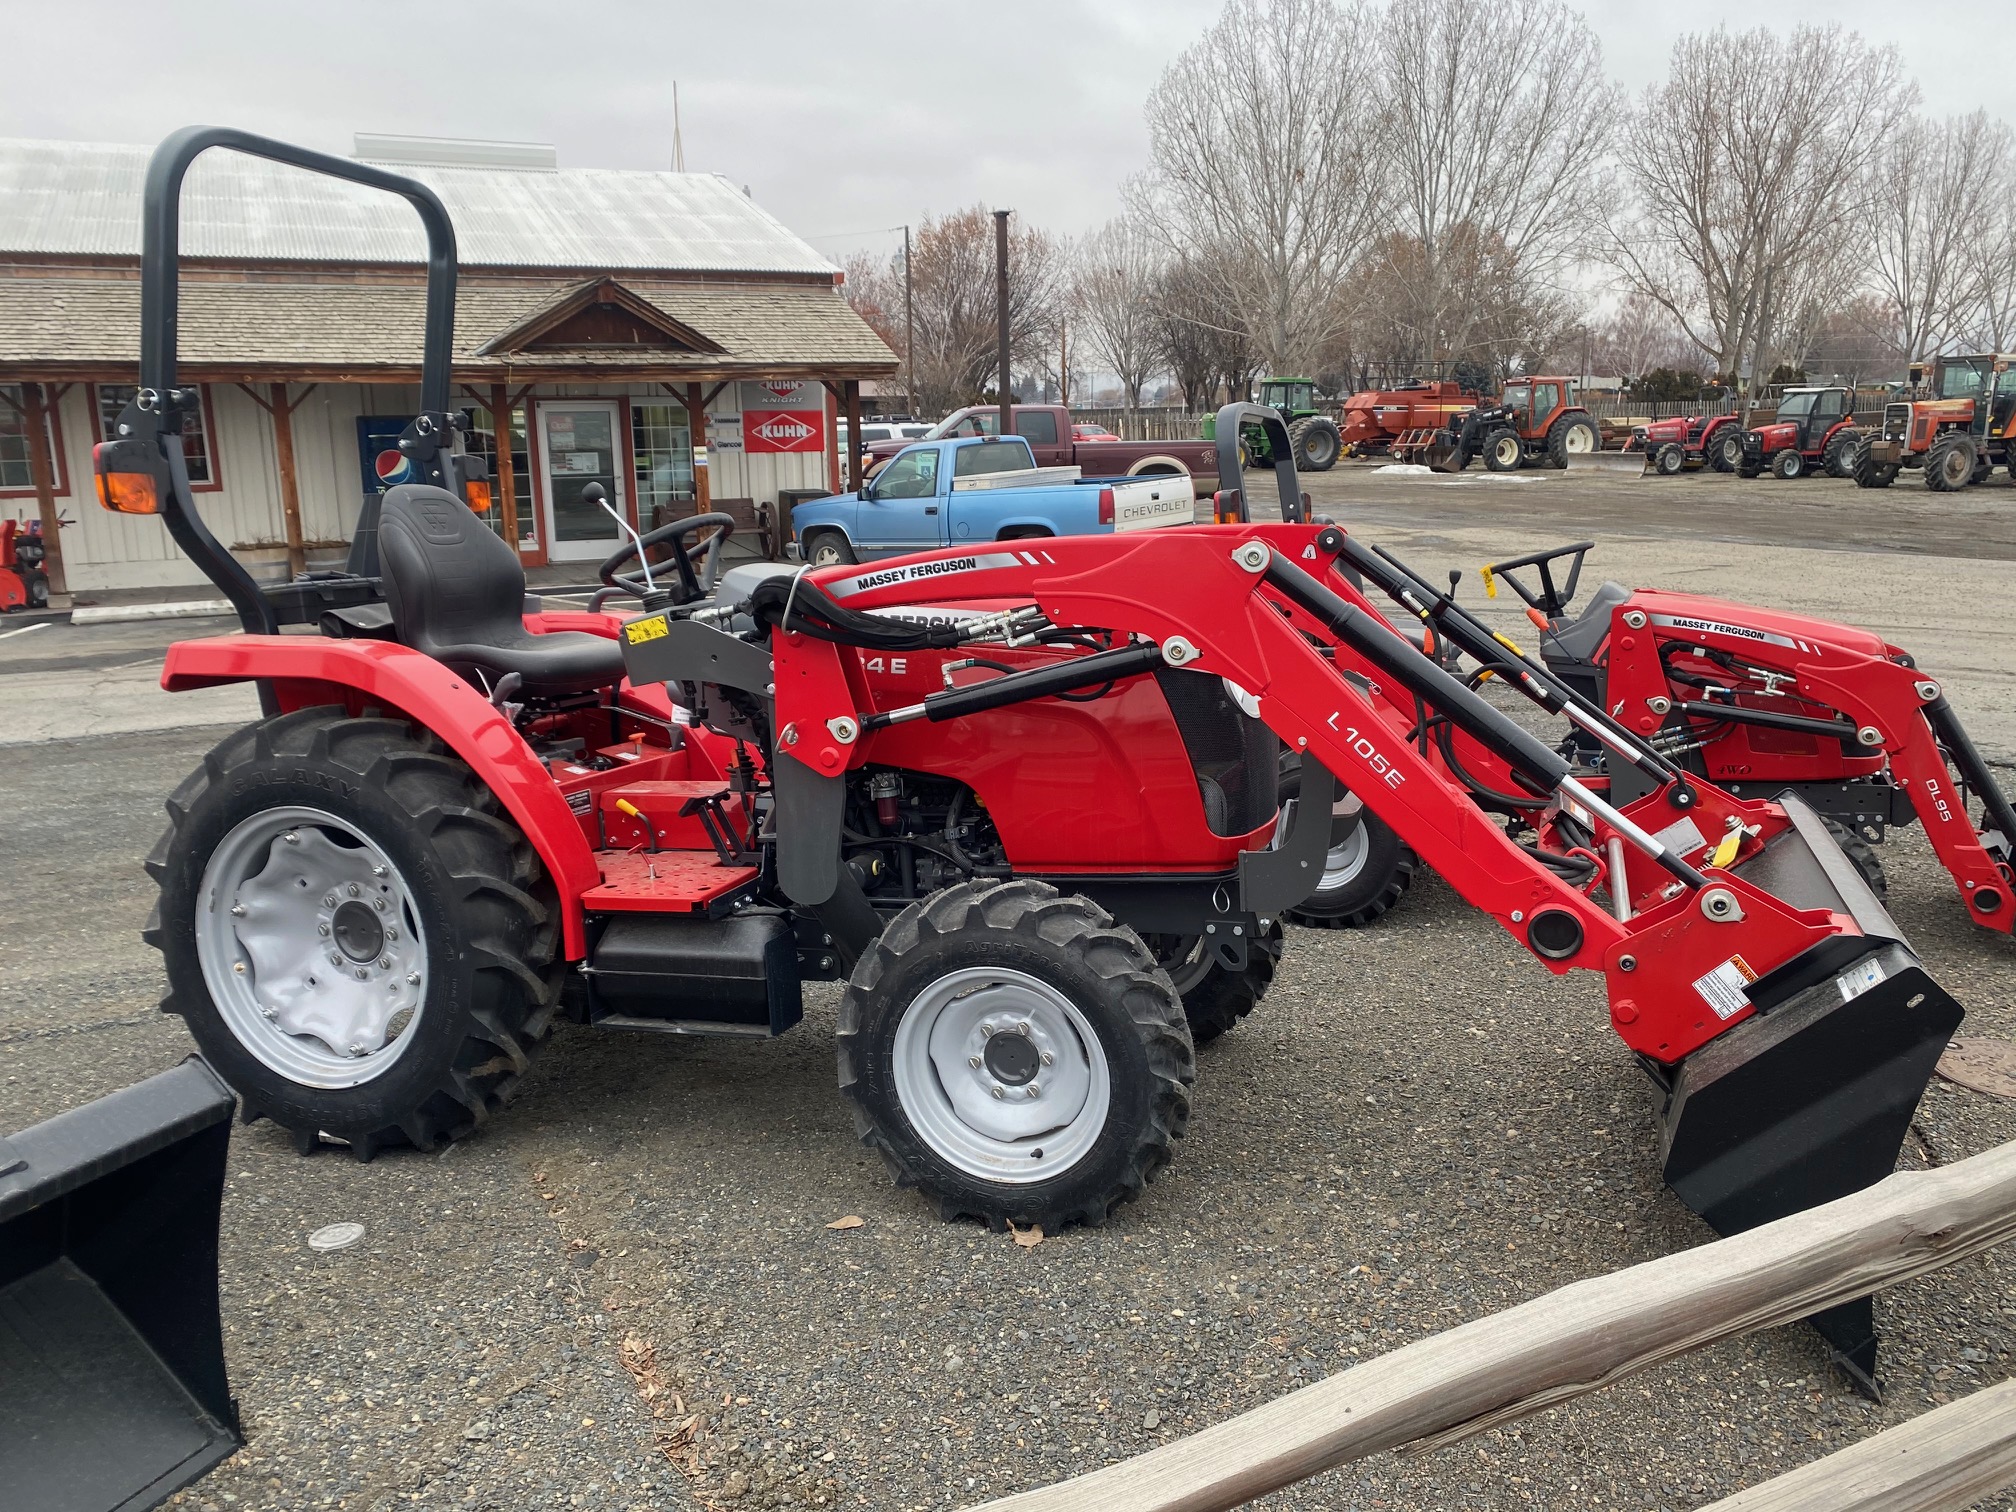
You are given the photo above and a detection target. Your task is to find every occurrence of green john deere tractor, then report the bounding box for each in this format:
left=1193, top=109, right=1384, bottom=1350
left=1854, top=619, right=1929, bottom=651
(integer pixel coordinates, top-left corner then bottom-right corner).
left=1202, top=377, right=1343, bottom=472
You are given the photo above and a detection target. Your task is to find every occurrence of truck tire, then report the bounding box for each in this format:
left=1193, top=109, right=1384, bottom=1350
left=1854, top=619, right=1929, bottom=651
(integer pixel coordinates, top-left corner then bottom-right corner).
left=1853, top=433, right=1898, bottom=488
left=1546, top=412, right=1599, bottom=469
left=1925, top=433, right=1977, bottom=492
left=1823, top=428, right=1861, bottom=478
left=1482, top=427, right=1524, bottom=472
left=836, top=879, right=1193, bottom=1230
left=1288, top=415, right=1342, bottom=472
left=803, top=528, right=857, bottom=567
left=1707, top=428, right=1742, bottom=473
left=146, top=707, right=560, bottom=1161
left=1770, top=447, right=1804, bottom=480
left=1145, top=920, right=1283, bottom=1045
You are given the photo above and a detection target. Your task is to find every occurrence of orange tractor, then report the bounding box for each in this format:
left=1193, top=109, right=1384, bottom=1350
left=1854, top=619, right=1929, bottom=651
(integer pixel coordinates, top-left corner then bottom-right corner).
left=1396, top=377, right=1601, bottom=472
left=1854, top=354, right=2016, bottom=491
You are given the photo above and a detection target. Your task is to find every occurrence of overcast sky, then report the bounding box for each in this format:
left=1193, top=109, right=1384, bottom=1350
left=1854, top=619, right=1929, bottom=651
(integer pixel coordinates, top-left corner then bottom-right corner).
left=1, top=0, right=1996, bottom=267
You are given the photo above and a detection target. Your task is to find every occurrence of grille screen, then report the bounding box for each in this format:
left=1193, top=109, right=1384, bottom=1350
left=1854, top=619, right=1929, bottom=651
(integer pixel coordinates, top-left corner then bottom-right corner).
left=1153, top=668, right=1281, bottom=837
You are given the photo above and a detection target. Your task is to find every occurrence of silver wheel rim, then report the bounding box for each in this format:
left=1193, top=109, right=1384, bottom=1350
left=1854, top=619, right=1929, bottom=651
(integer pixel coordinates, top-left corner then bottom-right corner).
left=1564, top=424, right=1594, bottom=454
left=196, top=805, right=430, bottom=1088
left=889, top=966, right=1111, bottom=1184
left=812, top=539, right=843, bottom=567
left=1315, top=809, right=1371, bottom=893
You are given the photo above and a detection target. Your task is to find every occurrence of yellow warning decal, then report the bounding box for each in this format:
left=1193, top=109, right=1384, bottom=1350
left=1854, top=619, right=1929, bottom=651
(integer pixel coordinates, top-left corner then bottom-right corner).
left=624, top=615, right=670, bottom=645
left=1480, top=564, right=1498, bottom=599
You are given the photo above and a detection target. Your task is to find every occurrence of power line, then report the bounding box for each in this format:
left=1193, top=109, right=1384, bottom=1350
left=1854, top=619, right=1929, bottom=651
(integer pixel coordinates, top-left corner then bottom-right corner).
left=801, top=224, right=912, bottom=244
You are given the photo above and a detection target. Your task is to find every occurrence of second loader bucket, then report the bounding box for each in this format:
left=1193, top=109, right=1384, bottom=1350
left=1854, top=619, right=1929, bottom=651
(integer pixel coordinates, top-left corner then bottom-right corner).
left=1566, top=448, right=1649, bottom=476
left=0, top=1058, right=241, bottom=1511
left=1656, top=794, right=1962, bottom=1396
left=1424, top=439, right=1466, bottom=473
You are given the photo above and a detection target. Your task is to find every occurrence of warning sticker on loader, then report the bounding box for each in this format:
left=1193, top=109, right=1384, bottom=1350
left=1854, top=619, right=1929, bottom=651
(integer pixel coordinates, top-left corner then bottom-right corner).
left=624, top=615, right=669, bottom=645
left=1653, top=814, right=1709, bottom=858
left=1694, top=954, right=1758, bottom=1021
left=1835, top=956, right=1888, bottom=1003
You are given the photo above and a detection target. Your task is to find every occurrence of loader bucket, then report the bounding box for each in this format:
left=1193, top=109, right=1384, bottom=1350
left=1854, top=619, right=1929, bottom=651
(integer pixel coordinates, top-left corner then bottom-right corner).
left=1657, top=794, right=1962, bottom=1396
left=0, top=1058, right=241, bottom=1510
left=1565, top=448, right=1649, bottom=476
left=1424, top=439, right=1465, bottom=473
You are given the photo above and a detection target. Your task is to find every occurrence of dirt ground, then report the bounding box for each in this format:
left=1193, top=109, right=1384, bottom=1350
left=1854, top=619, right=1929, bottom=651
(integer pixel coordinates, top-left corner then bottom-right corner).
left=4, top=458, right=2015, bottom=1512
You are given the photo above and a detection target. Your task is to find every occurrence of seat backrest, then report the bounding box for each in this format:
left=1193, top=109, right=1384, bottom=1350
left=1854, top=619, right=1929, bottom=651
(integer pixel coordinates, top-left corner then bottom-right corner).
left=378, top=485, right=525, bottom=654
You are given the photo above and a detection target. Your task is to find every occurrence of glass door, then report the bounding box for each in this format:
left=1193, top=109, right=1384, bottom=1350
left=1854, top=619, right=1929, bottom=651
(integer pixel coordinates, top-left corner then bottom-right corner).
left=538, top=400, right=626, bottom=562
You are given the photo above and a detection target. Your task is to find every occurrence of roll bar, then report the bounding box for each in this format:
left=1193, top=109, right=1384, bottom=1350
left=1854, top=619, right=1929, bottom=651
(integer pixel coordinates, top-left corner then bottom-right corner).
left=125, top=127, right=466, bottom=642
left=1210, top=403, right=1306, bottom=524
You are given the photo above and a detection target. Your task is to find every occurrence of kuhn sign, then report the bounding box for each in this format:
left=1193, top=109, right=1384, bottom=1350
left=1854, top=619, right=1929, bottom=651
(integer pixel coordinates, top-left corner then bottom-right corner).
left=744, top=409, right=827, bottom=454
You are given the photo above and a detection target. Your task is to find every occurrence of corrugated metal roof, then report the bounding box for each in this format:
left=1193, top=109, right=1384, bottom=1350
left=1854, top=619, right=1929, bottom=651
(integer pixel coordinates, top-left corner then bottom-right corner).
left=0, top=137, right=841, bottom=275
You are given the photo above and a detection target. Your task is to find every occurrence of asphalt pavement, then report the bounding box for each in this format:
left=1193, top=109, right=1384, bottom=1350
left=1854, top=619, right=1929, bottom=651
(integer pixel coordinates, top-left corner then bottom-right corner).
left=4, top=462, right=2016, bottom=1512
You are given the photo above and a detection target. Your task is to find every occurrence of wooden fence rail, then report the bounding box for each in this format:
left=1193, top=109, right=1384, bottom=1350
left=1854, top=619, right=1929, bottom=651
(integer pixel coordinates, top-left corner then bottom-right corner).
left=965, top=1140, right=2016, bottom=1512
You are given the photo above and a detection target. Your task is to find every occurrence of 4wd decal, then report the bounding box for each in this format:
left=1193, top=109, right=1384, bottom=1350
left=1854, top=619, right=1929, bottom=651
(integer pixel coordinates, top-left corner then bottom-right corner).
left=826, top=552, right=1023, bottom=599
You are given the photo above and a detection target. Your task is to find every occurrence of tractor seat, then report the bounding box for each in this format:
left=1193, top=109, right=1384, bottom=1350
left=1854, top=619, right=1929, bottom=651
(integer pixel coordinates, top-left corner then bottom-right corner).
left=1542, top=580, right=1631, bottom=666
left=378, top=485, right=626, bottom=697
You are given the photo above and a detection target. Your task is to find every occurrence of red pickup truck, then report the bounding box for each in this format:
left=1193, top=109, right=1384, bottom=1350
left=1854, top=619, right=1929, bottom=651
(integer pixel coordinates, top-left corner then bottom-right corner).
left=865, top=404, right=1220, bottom=482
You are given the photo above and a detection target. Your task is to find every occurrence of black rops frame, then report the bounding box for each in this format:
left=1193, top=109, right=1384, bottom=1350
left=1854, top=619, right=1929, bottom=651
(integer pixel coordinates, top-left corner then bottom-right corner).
left=1209, top=403, right=1306, bottom=524
left=124, top=126, right=467, bottom=637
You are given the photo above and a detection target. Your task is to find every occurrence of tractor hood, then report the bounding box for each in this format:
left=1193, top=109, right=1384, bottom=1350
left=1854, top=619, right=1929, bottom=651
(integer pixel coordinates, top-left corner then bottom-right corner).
left=1623, top=588, right=1893, bottom=659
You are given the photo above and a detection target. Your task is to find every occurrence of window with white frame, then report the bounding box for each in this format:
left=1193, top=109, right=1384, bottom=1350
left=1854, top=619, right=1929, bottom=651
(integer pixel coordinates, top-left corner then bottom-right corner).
left=96, top=384, right=217, bottom=486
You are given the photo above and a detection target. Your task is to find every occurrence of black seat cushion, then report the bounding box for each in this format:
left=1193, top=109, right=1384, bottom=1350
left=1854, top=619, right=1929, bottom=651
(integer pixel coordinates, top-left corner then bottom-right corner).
left=378, top=485, right=625, bottom=697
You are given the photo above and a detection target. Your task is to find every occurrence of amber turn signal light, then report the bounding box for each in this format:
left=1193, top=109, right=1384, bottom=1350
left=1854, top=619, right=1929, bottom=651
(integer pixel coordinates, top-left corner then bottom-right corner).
left=464, top=479, right=493, bottom=514
left=92, top=440, right=165, bottom=515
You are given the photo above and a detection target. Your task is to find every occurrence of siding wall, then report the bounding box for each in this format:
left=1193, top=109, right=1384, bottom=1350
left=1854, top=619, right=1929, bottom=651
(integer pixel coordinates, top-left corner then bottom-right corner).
left=38, top=380, right=833, bottom=593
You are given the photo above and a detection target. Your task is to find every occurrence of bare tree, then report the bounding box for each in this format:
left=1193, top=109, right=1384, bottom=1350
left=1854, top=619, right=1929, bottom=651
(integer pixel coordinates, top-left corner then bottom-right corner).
left=1133, top=0, right=1380, bottom=374
left=1605, top=24, right=1916, bottom=389
left=1150, top=252, right=1258, bottom=410
left=1372, top=0, right=1618, bottom=372
left=1867, top=111, right=2014, bottom=364
left=1592, top=291, right=1697, bottom=380
left=1072, top=217, right=1165, bottom=415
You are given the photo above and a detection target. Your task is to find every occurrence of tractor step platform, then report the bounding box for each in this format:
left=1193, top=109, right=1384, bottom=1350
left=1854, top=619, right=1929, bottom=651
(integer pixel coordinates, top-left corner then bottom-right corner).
left=582, top=851, right=760, bottom=914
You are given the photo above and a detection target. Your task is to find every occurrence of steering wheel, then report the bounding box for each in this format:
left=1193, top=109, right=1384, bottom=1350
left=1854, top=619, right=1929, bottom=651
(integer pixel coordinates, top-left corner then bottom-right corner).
left=589, top=483, right=736, bottom=605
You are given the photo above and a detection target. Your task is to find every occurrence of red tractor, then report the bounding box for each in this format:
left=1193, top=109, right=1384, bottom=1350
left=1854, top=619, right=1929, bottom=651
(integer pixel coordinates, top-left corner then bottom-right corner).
left=1401, top=377, right=1600, bottom=472
left=0, top=517, right=50, bottom=611
left=1628, top=412, right=1744, bottom=475
left=1736, top=386, right=1861, bottom=479
left=104, top=132, right=1963, bottom=1394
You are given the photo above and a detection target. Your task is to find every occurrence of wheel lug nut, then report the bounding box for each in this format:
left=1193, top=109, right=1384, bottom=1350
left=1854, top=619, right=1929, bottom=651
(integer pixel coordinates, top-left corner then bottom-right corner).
left=230, top=904, right=247, bottom=918
left=1025, top=1084, right=1040, bottom=1098
left=355, top=969, right=369, bottom=981
left=232, top=961, right=246, bottom=974
left=1040, top=1052, right=1054, bottom=1066
left=323, top=893, right=338, bottom=907
left=377, top=956, right=392, bottom=969
left=1016, top=1021, right=1030, bottom=1036
left=282, top=831, right=299, bottom=845
left=348, top=1042, right=367, bottom=1057
left=318, top=923, right=331, bottom=936
left=260, top=1006, right=277, bottom=1020
left=968, top=1056, right=982, bottom=1069
left=384, top=926, right=398, bottom=941
left=371, top=864, right=388, bottom=878
left=330, top=952, right=344, bottom=967
left=406, top=971, right=422, bottom=986
left=373, top=898, right=387, bottom=912
left=990, top=1085, right=1005, bottom=1099
left=347, top=883, right=361, bottom=897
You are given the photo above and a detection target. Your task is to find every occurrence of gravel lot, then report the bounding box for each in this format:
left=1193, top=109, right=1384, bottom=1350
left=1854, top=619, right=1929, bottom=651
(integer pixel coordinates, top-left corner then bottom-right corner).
left=4, top=461, right=2015, bottom=1512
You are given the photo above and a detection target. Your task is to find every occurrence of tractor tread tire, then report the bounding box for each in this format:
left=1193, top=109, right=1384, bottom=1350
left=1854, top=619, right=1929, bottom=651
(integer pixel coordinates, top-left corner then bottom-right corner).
left=1707, top=429, right=1742, bottom=473
left=835, top=879, right=1193, bottom=1231
left=1653, top=442, right=1685, bottom=475
left=1823, top=428, right=1861, bottom=479
left=1822, top=815, right=1888, bottom=899
left=1287, top=415, right=1342, bottom=472
left=1546, top=411, right=1599, bottom=470
left=146, top=707, right=560, bottom=1162
left=1852, top=433, right=1897, bottom=489
left=1166, top=919, right=1283, bottom=1045
left=1925, top=434, right=1977, bottom=492
left=1482, top=427, right=1524, bottom=473
left=1770, top=447, right=1803, bottom=480
left=1288, top=824, right=1418, bottom=929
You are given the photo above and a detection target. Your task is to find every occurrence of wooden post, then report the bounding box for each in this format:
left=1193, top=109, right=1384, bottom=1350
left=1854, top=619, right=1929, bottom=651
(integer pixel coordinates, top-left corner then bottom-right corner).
left=844, top=379, right=863, bottom=492
left=267, top=383, right=306, bottom=577
left=966, top=1137, right=2016, bottom=1512
left=22, top=382, right=65, bottom=596
left=683, top=382, right=711, bottom=514
left=489, top=383, right=520, bottom=550
left=1698, top=1378, right=2016, bottom=1511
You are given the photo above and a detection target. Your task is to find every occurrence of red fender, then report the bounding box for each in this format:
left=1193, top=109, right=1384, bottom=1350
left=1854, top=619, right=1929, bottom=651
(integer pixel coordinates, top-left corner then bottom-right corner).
left=161, top=635, right=599, bottom=955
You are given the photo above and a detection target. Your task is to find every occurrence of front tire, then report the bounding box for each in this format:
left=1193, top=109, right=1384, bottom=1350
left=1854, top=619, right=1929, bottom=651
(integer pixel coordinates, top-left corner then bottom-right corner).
left=1925, top=433, right=1977, bottom=492
left=1853, top=433, right=1898, bottom=488
left=1823, top=428, right=1861, bottom=478
left=147, top=708, right=559, bottom=1160
left=1771, top=447, right=1804, bottom=480
left=1653, top=442, right=1685, bottom=475
left=804, top=529, right=857, bottom=567
left=1288, top=415, right=1342, bottom=472
left=836, top=880, right=1193, bottom=1229
left=1482, top=427, right=1524, bottom=472
left=1707, top=429, right=1742, bottom=473
left=1146, top=920, right=1283, bottom=1044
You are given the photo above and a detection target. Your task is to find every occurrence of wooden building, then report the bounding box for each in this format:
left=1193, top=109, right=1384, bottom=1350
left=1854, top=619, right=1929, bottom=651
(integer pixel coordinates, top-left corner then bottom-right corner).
left=0, top=134, right=896, bottom=594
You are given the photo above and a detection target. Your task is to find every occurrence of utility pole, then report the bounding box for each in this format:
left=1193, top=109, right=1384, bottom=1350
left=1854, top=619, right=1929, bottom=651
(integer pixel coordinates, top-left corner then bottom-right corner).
left=1059, top=318, right=1068, bottom=406
left=903, top=224, right=916, bottom=420
left=994, top=208, right=1012, bottom=438
left=671, top=82, right=685, bottom=171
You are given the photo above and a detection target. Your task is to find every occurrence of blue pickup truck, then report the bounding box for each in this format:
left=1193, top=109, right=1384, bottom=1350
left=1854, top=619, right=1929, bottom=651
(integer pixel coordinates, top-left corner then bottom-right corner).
left=787, top=436, right=1195, bottom=566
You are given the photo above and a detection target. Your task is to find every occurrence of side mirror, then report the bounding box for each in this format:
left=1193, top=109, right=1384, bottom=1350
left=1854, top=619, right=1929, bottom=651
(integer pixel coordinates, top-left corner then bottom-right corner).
left=858, top=476, right=876, bottom=501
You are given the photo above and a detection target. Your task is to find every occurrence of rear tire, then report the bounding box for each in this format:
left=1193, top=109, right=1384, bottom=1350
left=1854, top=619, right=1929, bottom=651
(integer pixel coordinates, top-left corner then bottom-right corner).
left=1482, top=427, right=1524, bottom=472
left=1822, top=815, right=1888, bottom=899
left=1853, top=433, right=1898, bottom=488
left=1146, top=920, right=1283, bottom=1045
left=1288, top=415, right=1342, bottom=472
left=1925, top=433, right=1977, bottom=492
left=804, top=528, right=857, bottom=567
left=147, top=708, right=559, bottom=1160
left=1707, top=429, right=1742, bottom=473
left=1823, top=428, right=1861, bottom=478
left=1771, top=447, right=1804, bottom=480
left=836, top=879, right=1193, bottom=1230
left=1546, top=412, right=1599, bottom=469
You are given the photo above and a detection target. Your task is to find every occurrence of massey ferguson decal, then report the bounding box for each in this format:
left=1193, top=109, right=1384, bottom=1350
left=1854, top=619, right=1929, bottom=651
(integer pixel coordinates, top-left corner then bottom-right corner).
left=1649, top=613, right=1813, bottom=653
left=744, top=409, right=827, bottom=454
left=826, top=551, right=1023, bottom=598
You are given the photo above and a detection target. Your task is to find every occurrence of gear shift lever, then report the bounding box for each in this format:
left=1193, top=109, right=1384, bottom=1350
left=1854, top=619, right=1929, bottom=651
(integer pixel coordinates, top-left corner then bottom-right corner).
left=582, top=481, right=654, bottom=593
